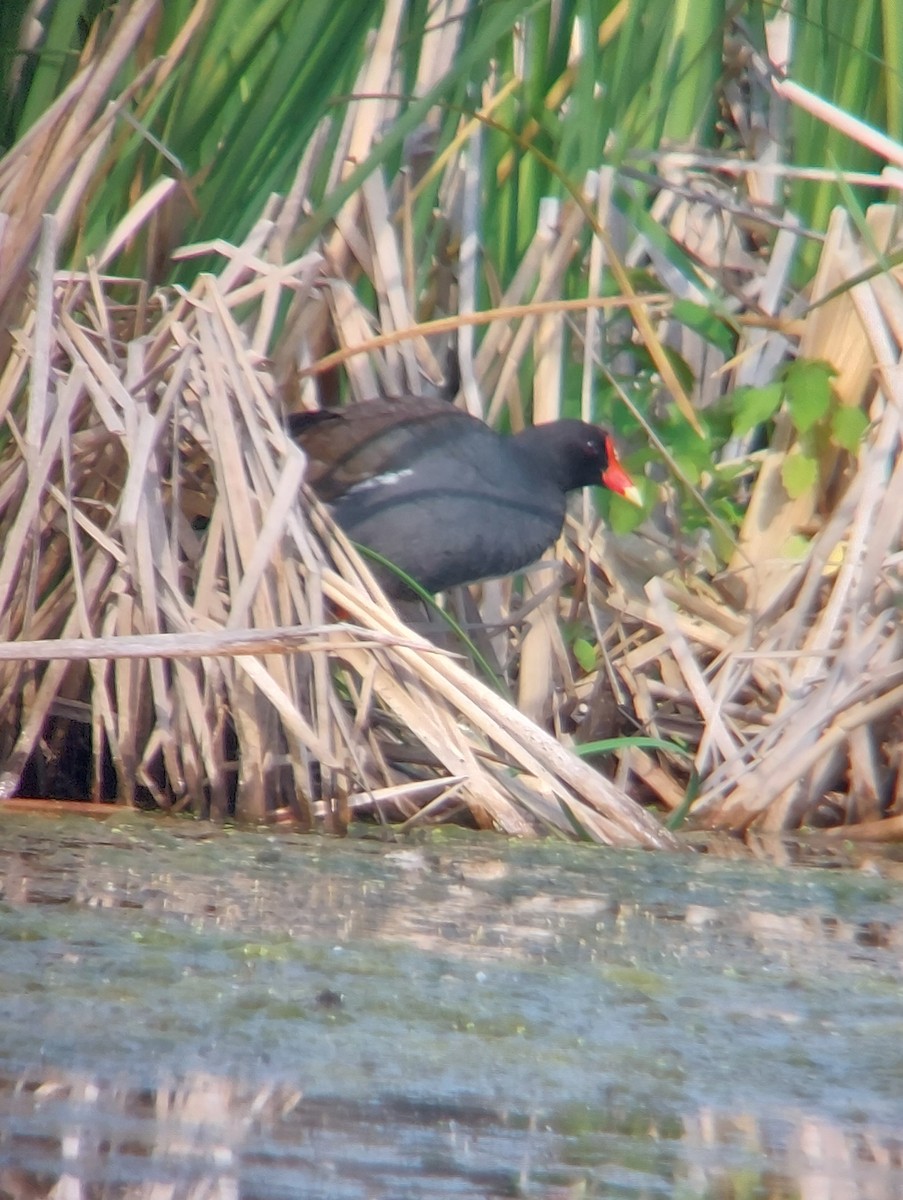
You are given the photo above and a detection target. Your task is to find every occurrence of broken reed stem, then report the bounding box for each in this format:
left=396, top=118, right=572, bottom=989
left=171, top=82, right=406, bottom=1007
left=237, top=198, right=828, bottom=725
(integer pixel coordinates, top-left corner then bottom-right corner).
left=0, top=625, right=435, bottom=664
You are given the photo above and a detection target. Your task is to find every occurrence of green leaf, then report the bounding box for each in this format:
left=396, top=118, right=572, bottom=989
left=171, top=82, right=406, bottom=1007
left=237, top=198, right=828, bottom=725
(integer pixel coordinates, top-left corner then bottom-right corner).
left=575, top=736, right=692, bottom=758
left=731, top=384, right=783, bottom=437
left=782, top=452, right=818, bottom=499
left=671, top=299, right=736, bottom=357
left=782, top=534, right=812, bottom=560
left=784, top=359, right=834, bottom=433
left=607, top=490, right=647, bottom=535
left=674, top=454, right=701, bottom=485
left=665, top=417, right=713, bottom=470
left=830, top=406, right=869, bottom=452
left=572, top=638, right=597, bottom=673
left=356, top=545, right=509, bottom=696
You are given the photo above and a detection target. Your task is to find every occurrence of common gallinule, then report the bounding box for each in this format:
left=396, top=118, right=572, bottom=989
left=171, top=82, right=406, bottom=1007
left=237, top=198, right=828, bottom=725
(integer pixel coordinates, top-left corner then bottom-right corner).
left=289, top=396, right=640, bottom=597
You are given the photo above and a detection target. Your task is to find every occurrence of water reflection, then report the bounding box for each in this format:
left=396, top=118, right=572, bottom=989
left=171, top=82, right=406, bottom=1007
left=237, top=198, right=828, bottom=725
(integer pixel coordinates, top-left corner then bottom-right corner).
left=0, top=814, right=902, bottom=1198
left=2, top=1068, right=901, bottom=1199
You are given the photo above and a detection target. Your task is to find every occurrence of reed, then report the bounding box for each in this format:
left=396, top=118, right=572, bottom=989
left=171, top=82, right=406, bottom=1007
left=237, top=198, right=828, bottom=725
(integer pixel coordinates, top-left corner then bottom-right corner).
left=0, top=1, right=899, bottom=838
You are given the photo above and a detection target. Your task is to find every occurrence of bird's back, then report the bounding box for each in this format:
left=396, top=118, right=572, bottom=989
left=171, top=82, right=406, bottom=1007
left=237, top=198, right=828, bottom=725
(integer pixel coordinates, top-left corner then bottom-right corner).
left=290, top=400, right=566, bottom=594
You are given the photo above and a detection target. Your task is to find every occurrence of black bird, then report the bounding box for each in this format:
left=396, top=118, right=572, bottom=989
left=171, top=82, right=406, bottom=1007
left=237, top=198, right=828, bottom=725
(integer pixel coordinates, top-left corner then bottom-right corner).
left=289, top=396, right=640, bottom=597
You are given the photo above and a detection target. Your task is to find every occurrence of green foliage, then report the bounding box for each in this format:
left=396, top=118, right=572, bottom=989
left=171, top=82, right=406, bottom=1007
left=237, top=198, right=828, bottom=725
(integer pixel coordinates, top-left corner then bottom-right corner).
left=731, top=384, right=784, bottom=437
left=831, top=405, right=870, bottom=451
left=571, top=636, right=597, bottom=674
left=724, top=358, right=870, bottom=506
left=778, top=358, right=871, bottom=499
left=787, top=2, right=901, bottom=277
left=2, top=2, right=895, bottom=290
left=781, top=451, right=819, bottom=499
left=607, top=484, right=650, bottom=535
left=575, top=735, right=692, bottom=759
left=0, top=0, right=767, bottom=285
left=784, top=359, right=834, bottom=433
left=1, top=0, right=113, bottom=147
left=638, top=351, right=871, bottom=563
left=5, top=0, right=891, bottom=313
left=670, top=299, right=736, bottom=359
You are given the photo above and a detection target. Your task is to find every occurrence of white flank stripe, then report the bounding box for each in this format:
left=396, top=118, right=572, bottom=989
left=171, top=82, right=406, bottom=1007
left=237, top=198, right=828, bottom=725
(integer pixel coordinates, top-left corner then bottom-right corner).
left=347, top=468, right=414, bottom=495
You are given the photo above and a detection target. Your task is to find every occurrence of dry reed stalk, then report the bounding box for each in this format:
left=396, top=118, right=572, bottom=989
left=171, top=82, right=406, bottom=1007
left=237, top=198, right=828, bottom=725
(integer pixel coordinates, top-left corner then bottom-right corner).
left=516, top=197, right=570, bottom=724
left=0, top=195, right=676, bottom=846
left=601, top=196, right=903, bottom=833
left=2, top=28, right=900, bottom=841
left=0, top=0, right=162, bottom=335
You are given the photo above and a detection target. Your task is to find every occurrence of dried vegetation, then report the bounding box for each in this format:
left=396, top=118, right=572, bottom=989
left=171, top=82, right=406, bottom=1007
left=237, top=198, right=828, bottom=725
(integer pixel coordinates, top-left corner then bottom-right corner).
left=0, top=4, right=901, bottom=842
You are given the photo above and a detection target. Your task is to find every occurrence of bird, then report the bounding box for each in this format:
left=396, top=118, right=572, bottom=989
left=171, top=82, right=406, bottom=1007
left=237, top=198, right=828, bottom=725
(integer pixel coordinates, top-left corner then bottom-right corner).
left=288, top=395, right=641, bottom=598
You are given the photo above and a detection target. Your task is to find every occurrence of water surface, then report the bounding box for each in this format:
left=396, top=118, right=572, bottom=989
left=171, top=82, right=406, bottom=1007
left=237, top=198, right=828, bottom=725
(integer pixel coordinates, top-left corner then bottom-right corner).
left=1, top=812, right=901, bottom=1198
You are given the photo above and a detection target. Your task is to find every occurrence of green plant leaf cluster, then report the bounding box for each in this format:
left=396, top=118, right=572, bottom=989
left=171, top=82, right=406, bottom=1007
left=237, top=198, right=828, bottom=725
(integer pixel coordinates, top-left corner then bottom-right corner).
left=729, top=359, right=870, bottom=500
left=787, top=1, right=902, bottom=277
left=0, top=1, right=765, bottom=285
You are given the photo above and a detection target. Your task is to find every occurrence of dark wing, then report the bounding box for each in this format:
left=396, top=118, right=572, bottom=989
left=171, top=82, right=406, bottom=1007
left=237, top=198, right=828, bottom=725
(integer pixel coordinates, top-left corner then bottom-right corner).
left=287, top=397, right=480, bottom=503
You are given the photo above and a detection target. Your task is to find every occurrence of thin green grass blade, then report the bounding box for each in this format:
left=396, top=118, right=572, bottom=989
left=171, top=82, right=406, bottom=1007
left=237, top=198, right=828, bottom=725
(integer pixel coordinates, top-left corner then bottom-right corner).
left=574, top=736, right=693, bottom=758
left=355, top=546, right=511, bottom=698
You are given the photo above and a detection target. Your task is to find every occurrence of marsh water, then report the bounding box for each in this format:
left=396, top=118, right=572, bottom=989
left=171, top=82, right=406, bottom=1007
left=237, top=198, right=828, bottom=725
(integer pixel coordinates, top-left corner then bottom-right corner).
left=0, top=812, right=901, bottom=1199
